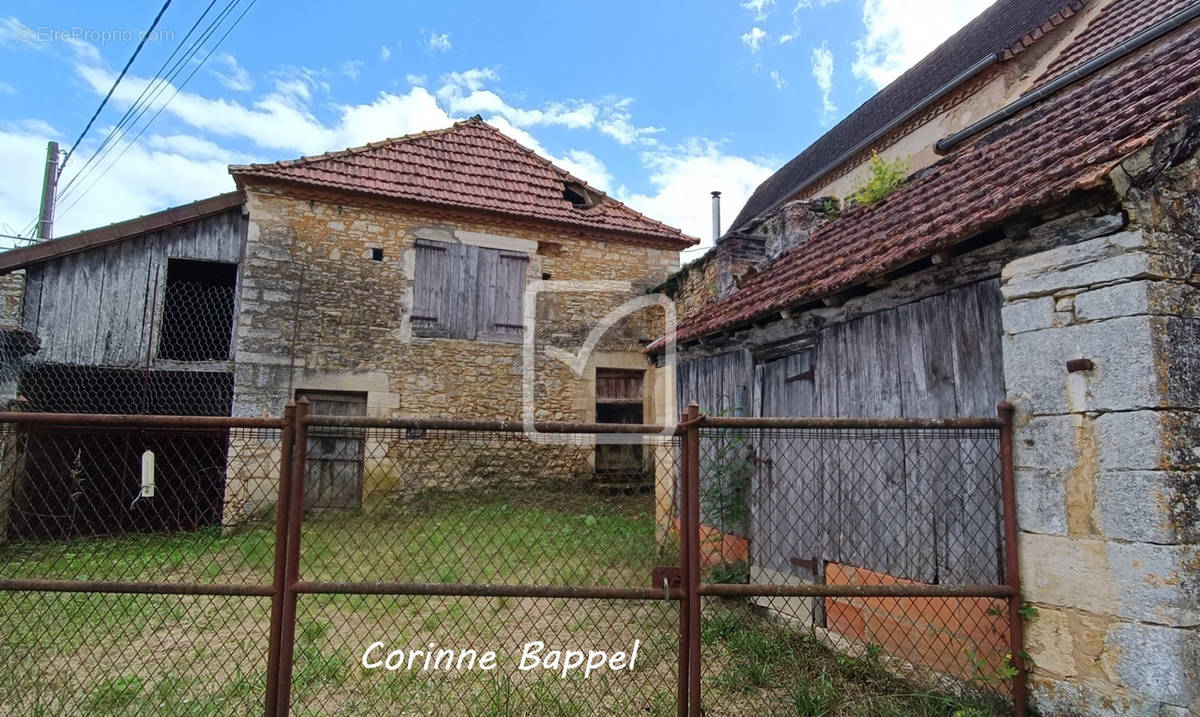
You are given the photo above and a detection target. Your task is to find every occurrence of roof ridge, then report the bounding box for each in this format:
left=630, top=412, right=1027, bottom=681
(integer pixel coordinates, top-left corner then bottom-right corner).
left=229, top=117, right=480, bottom=173
left=728, top=0, right=1098, bottom=233
left=659, top=23, right=1200, bottom=345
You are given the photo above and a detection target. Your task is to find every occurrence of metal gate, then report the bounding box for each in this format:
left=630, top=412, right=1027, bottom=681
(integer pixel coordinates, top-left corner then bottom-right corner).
left=0, top=403, right=1024, bottom=715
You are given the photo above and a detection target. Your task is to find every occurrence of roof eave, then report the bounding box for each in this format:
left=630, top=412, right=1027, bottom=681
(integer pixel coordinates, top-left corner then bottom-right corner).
left=0, top=191, right=245, bottom=274
left=234, top=173, right=699, bottom=249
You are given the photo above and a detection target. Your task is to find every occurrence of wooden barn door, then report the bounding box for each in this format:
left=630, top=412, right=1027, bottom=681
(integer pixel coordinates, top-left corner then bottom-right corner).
left=297, top=391, right=366, bottom=509
left=594, top=369, right=648, bottom=492
left=753, top=350, right=826, bottom=625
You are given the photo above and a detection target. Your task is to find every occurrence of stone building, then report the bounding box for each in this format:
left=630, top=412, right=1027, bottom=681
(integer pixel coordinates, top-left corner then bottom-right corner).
left=654, top=0, right=1200, bottom=713
left=0, top=117, right=694, bottom=523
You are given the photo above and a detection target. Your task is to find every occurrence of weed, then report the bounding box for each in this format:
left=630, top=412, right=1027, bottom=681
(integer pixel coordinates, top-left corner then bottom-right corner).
left=706, top=558, right=750, bottom=584
left=850, top=151, right=908, bottom=205
left=88, top=675, right=143, bottom=710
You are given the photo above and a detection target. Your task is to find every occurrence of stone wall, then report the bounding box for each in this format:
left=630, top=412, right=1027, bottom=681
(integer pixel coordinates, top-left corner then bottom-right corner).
left=225, top=186, right=680, bottom=513
left=749, top=197, right=837, bottom=262
left=0, top=271, right=24, bottom=329
left=665, top=253, right=719, bottom=321
left=1000, top=132, right=1200, bottom=714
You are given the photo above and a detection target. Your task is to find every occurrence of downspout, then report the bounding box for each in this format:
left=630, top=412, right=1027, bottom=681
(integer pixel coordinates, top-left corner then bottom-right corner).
left=937, top=1, right=1200, bottom=153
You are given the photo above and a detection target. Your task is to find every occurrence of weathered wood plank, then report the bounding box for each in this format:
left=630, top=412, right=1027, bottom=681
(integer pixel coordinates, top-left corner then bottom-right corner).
left=21, top=208, right=246, bottom=368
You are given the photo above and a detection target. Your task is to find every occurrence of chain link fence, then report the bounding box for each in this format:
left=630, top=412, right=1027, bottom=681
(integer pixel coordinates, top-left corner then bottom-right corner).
left=0, top=409, right=1021, bottom=715
left=0, top=417, right=283, bottom=715
left=693, top=418, right=1018, bottom=714
left=0, top=272, right=237, bottom=416
left=283, top=418, right=683, bottom=714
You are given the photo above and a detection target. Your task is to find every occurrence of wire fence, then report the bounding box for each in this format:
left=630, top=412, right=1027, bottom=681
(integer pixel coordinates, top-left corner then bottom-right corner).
left=0, top=409, right=1021, bottom=715
left=693, top=422, right=1015, bottom=712
left=0, top=273, right=237, bottom=415
left=0, top=418, right=282, bottom=716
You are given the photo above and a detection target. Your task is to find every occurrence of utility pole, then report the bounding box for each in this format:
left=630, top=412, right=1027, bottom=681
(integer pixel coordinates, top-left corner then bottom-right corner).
left=36, top=141, right=60, bottom=241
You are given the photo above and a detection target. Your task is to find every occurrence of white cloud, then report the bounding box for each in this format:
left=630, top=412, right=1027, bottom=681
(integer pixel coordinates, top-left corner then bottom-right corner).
left=770, top=69, right=786, bottom=89
left=427, top=32, right=452, bottom=53
left=405, top=73, right=426, bottom=86
left=143, top=133, right=254, bottom=162
left=0, top=81, right=14, bottom=95
left=0, top=118, right=240, bottom=239
left=333, top=87, right=452, bottom=146
left=619, top=140, right=774, bottom=250
left=0, top=120, right=59, bottom=241
left=741, top=26, right=768, bottom=53
left=339, top=60, right=364, bottom=80
left=2, top=38, right=771, bottom=255
left=73, top=63, right=451, bottom=155
left=852, top=0, right=995, bottom=88
left=810, top=42, right=836, bottom=120
left=779, top=32, right=798, bottom=44
left=379, top=45, right=391, bottom=61
left=740, top=0, right=776, bottom=20
left=210, top=53, right=253, bottom=91
left=596, top=98, right=662, bottom=146
left=436, top=70, right=660, bottom=145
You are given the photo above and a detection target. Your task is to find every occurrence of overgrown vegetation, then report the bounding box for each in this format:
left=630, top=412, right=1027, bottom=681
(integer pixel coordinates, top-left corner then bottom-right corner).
left=700, top=428, right=753, bottom=538
left=699, top=402, right=755, bottom=585
left=703, top=602, right=1005, bottom=716
left=1, top=487, right=1005, bottom=715
left=850, top=151, right=908, bottom=206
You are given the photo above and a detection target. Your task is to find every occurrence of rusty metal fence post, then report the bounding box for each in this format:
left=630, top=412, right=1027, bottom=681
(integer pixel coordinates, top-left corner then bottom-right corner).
left=998, top=401, right=1027, bottom=717
left=684, top=402, right=702, bottom=716
left=264, top=403, right=296, bottom=717
left=274, top=398, right=309, bottom=716
left=676, top=408, right=691, bottom=717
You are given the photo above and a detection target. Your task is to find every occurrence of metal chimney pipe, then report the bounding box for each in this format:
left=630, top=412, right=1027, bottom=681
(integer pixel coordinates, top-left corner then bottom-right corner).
left=711, top=191, right=721, bottom=243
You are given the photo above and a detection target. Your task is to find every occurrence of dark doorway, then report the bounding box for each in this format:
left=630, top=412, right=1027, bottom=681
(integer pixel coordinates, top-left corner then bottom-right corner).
left=594, top=369, right=649, bottom=494
left=297, top=391, right=366, bottom=509
left=157, top=258, right=238, bottom=362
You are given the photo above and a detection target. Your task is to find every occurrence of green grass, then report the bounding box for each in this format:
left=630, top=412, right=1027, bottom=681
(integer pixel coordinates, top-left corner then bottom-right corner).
left=700, top=601, right=1007, bottom=716
left=0, top=487, right=1004, bottom=715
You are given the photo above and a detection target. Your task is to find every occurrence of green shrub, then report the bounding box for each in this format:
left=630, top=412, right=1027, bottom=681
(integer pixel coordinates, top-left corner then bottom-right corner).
left=850, top=151, right=908, bottom=206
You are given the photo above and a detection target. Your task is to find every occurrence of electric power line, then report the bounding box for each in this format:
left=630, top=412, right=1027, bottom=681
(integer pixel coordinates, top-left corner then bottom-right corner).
left=56, top=0, right=257, bottom=220
left=60, top=0, right=174, bottom=174
left=56, top=0, right=223, bottom=200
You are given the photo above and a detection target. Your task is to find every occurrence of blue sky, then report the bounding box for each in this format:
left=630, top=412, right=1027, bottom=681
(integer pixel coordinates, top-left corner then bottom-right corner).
left=0, top=0, right=993, bottom=257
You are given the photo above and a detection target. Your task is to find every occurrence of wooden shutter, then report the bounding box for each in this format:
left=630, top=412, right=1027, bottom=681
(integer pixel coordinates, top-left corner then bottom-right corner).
left=412, top=240, right=449, bottom=337
left=444, top=243, right=479, bottom=340
left=476, top=249, right=527, bottom=343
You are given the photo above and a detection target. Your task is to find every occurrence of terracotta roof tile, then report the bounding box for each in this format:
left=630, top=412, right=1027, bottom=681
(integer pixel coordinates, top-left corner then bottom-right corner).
left=229, top=118, right=697, bottom=247
left=1038, top=0, right=1197, bottom=82
left=665, top=25, right=1200, bottom=346
left=727, top=0, right=1089, bottom=233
